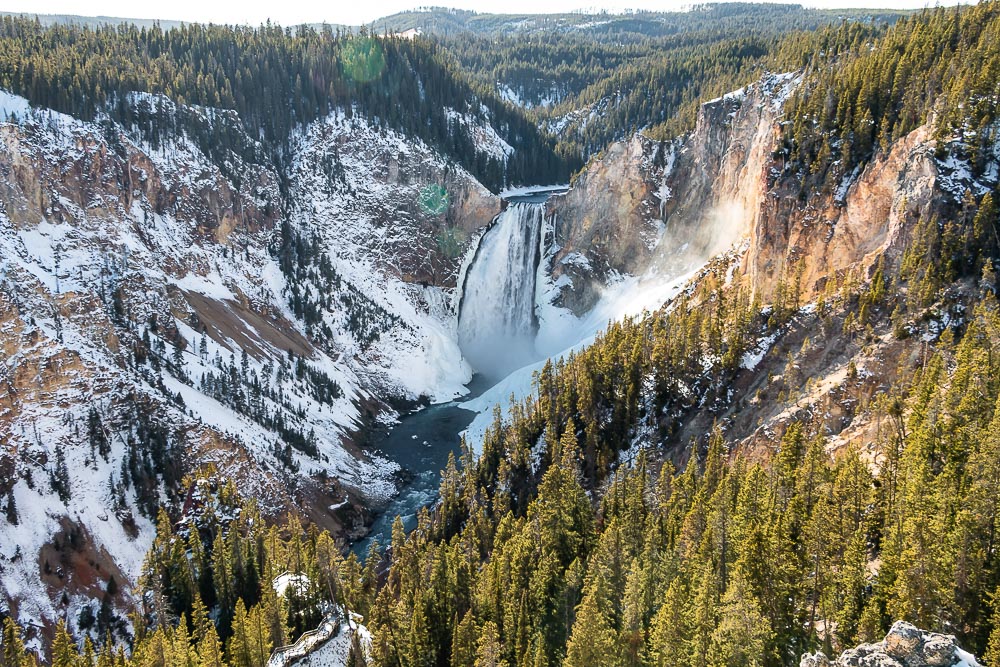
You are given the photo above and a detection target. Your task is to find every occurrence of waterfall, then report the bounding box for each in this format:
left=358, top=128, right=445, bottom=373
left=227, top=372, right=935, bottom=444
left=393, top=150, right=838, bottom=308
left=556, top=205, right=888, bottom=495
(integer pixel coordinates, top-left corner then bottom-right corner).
left=458, top=203, right=545, bottom=379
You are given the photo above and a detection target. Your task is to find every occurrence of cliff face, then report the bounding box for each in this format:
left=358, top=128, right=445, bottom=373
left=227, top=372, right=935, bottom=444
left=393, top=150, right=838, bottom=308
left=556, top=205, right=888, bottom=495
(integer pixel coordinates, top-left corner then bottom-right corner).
left=288, top=110, right=498, bottom=290
left=546, top=72, right=796, bottom=315
left=546, top=69, right=970, bottom=313
left=544, top=135, right=666, bottom=314
left=662, top=73, right=797, bottom=264
left=538, top=71, right=1000, bottom=469
left=745, top=124, right=942, bottom=302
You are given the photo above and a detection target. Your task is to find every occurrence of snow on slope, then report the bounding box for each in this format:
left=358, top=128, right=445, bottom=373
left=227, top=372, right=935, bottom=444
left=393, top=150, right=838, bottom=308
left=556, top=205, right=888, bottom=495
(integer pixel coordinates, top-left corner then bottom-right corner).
left=444, top=107, right=514, bottom=161
left=0, top=94, right=394, bottom=627
left=292, top=615, right=372, bottom=667
left=287, top=109, right=490, bottom=403
left=0, top=95, right=376, bottom=468
left=0, top=88, right=502, bottom=629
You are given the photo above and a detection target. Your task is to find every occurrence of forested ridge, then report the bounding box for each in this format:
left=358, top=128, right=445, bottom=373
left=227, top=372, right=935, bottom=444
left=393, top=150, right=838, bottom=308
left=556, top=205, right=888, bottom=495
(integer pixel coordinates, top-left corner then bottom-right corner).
left=0, top=17, right=570, bottom=191
left=420, top=4, right=906, bottom=161
left=0, top=3, right=913, bottom=175
left=375, top=4, right=905, bottom=39
left=780, top=1, right=1000, bottom=197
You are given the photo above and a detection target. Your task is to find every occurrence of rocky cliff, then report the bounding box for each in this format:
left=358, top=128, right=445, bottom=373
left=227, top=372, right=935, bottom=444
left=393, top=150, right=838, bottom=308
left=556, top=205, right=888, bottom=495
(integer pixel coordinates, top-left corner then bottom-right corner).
left=540, top=69, right=1000, bottom=465
left=546, top=72, right=797, bottom=315
left=802, top=622, right=981, bottom=667
left=546, top=66, right=992, bottom=313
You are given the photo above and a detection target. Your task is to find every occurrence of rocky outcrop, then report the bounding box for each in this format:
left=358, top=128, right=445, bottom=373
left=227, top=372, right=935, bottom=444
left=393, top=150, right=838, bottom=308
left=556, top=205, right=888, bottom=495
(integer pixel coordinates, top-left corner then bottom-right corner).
left=663, top=73, right=796, bottom=265
left=290, top=110, right=499, bottom=290
left=544, top=135, right=668, bottom=314
left=745, top=123, right=943, bottom=302
left=801, top=622, right=981, bottom=667
left=0, top=115, right=281, bottom=242
left=547, top=72, right=795, bottom=315
left=547, top=68, right=990, bottom=319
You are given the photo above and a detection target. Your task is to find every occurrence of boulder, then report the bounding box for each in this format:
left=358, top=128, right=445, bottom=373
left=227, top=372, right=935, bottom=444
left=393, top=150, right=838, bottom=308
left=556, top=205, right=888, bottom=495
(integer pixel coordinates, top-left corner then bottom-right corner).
left=921, top=634, right=958, bottom=667
left=801, top=623, right=979, bottom=667
left=884, top=622, right=924, bottom=661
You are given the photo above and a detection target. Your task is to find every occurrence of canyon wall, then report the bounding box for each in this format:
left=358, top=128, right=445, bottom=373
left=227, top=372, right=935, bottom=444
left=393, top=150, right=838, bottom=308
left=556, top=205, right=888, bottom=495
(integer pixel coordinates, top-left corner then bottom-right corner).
left=0, top=94, right=499, bottom=627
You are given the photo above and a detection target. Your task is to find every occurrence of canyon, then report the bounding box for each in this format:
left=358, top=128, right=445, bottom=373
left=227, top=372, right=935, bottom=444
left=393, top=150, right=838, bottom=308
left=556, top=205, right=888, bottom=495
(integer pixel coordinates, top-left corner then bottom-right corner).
left=1, top=64, right=997, bottom=645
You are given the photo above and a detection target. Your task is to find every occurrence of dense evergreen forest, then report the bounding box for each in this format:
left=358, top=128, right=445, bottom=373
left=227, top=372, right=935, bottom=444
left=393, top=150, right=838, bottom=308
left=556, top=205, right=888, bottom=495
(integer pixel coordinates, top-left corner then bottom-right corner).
left=0, top=17, right=570, bottom=191
left=0, top=3, right=912, bottom=177
left=780, top=2, right=1000, bottom=197
left=418, top=4, right=906, bottom=159
left=375, top=4, right=905, bottom=40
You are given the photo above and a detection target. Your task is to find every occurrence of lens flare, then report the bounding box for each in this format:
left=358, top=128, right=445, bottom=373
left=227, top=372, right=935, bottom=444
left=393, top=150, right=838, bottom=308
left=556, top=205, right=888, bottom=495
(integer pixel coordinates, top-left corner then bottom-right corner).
left=340, top=37, right=386, bottom=84
left=418, top=184, right=450, bottom=216
left=436, top=228, right=464, bottom=259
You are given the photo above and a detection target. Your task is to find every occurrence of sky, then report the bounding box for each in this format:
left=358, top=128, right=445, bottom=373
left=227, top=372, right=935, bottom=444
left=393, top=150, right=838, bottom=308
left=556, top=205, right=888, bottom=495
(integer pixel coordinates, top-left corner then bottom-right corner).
left=0, top=0, right=959, bottom=27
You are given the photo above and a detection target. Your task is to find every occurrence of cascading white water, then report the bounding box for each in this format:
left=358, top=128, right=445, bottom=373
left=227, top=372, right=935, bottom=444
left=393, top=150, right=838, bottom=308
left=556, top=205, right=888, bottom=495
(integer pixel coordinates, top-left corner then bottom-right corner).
left=458, top=202, right=545, bottom=379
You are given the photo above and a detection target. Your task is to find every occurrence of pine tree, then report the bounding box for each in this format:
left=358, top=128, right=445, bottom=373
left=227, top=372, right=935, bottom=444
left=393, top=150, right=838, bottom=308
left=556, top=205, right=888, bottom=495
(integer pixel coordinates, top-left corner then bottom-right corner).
left=688, top=563, right=719, bottom=667
left=1, top=617, right=34, bottom=667
left=451, top=610, right=478, bottom=667
left=564, top=574, right=620, bottom=667
left=227, top=599, right=253, bottom=667
left=707, top=574, right=773, bottom=667
left=96, top=640, right=115, bottom=667
left=170, top=614, right=199, bottom=667
left=50, top=444, right=71, bottom=502
left=213, top=533, right=235, bottom=636
left=245, top=603, right=272, bottom=667
left=4, top=489, right=16, bottom=525
left=81, top=639, right=96, bottom=666
left=474, top=621, right=509, bottom=667
left=983, top=585, right=1000, bottom=667
left=197, top=620, right=225, bottom=667
left=650, top=578, right=691, bottom=667
left=50, top=622, right=80, bottom=667
left=404, top=601, right=434, bottom=667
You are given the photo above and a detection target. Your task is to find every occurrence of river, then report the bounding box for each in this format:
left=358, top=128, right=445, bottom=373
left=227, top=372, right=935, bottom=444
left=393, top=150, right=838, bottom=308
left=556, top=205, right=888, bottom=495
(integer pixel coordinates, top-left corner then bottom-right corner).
left=352, top=185, right=569, bottom=558
left=350, top=375, right=494, bottom=557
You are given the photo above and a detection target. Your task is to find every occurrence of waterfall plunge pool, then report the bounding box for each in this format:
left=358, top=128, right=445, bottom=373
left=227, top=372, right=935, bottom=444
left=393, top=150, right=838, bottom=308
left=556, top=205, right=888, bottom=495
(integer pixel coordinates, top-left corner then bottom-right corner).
left=351, top=185, right=568, bottom=559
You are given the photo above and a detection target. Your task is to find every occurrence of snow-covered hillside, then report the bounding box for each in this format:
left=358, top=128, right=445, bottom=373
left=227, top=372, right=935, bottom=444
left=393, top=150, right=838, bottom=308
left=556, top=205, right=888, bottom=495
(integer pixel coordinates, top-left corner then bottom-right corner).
left=286, top=110, right=496, bottom=403
left=0, top=90, right=499, bottom=631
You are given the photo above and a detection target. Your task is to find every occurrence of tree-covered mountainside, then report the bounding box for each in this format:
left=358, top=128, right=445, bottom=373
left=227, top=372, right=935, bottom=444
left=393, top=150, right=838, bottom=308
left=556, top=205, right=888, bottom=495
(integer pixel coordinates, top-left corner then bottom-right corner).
left=0, top=12, right=188, bottom=31
left=1, top=476, right=377, bottom=667
left=781, top=2, right=1000, bottom=198
left=374, top=4, right=905, bottom=40
left=0, top=17, right=570, bottom=191
left=0, top=4, right=917, bottom=174
left=397, top=4, right=907, bottom=161
left=354, top=248, right=1000, bottom=667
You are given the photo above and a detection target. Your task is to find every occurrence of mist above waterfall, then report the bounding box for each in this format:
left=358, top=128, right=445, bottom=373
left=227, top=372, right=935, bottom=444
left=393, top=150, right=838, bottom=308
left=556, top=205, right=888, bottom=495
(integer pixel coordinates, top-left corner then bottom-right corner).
left=458, top=203, right=545, bottom=380
left=457, top=193, right=749, bottom=382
